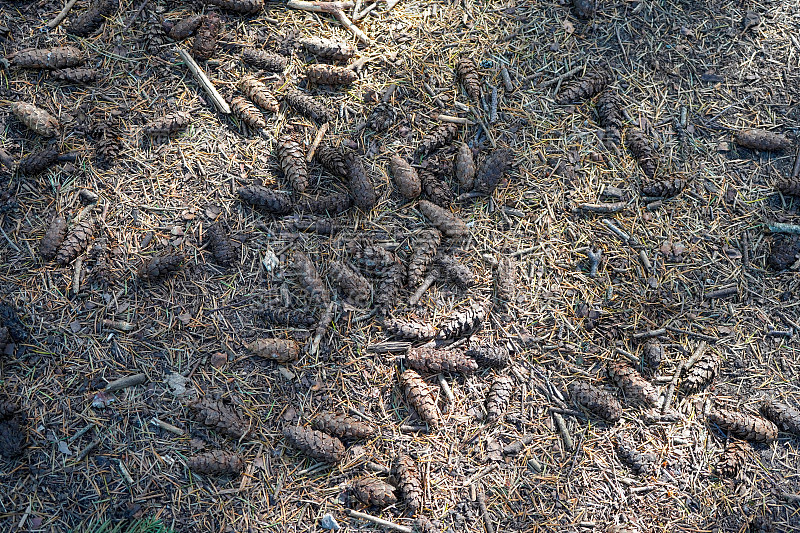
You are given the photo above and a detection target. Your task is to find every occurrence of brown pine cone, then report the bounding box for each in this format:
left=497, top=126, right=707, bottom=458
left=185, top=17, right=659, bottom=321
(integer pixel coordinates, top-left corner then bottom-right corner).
left=296, top=192, right=353, bottom=215
left=306, top=64, right=357, bottom=85
left=50, top=67, right=99, bottom=84
left=615, top=437, right=656, bottom=474
left=188, top=397, right=248, bottom=440
left=231, top=96, right=266, bottom=129
left=494, top=256, right=516, bottom=303
left=394, top=453, right=424, bottom=514
left=344, top=151, right=375, bottom=211
left=12, top=102, right=60, bottom=137
left=86, top=238, right=111, bottom=286
left=241, top=48, right=288, bottom=72
left=313, top=412, right=375, bottom=440
left=400, top=369, right=440, bottom=428
left=256, top=304, right=316, bottom=328
left=10, top=46, right=85, bottom=70
left=466, top=344, right=510, bottom=369
left=167, top=14, right=203, bottom=40
left=408, top=229, right=441, bottom=288
left=188, top=450, right=244, bottom=476
left=456, top=54, right=481, bottom=102
left=555, top=67, right=612, bottom=104
left=315, top=141, right=350, bottom=178
left=436, top=302, right=485, bottom=340
left=66, top=0, right=118, bottom=37
left=455, top=143, right=476, bottom=191
left=238, top=185, right=293, bottom=214
left=93, top=121, right=122, bottom=169
left=418, top=200, right=468, bottom=239
left=406, top=347, right=478, bottom=374
left=572, top=0, right=596, bottom=19
left=348, top=241, right=405, bottom=313
left=246, top=338, right=300, bottom=362
left=18, top=147, right=62, bottom=175
left=421, top=170, right=454, bottom=207
left=283, top=425, right=345, bottom=464
left=625, top=128, right=659, bottom=178
left=681, top=350, right=719, bottom=394
left=207, top=0, right=263, bottom=14
left=486, top=374, right=514, bottom=422
left=390, top=155, right=421, bottom=199
left=641, top=177, right=686, bottom=198
left=328, top=261, right=371, bottom=307
left=775, top=176, right=800, bottom=197
left=607, top=360, right=659, bottom=407
left=759, top=400, right=800, bottom=436
left=206, top=222, right=236, bottom=266
left=367, top=102, right=396, bottom=132
left=596, top=88, right=623, bottom=146
left=351, top=477, right=398, bottom=507
left=39, top=213, right=68, bottom=261
left=276, top=133, right=308, bottom=193
left=384, top=317, right=436, bottom=342
left=238, top=76, right=279, bottom=113
left=708, top=408, right=778, bottom=443
left=299, top=36, right=355, bottom=61
left=56, top=217, right=95, bottom=265
left=292, top=252, right=330, bottom=306
left=768, top=234, right=800, bottom=270
left=568, top=381, right=622, bottom=422
left=642, top=340, right=663, bottom=372
left=735, top=129, right=792, bottom=152
left=283, top=88, right=331, bottom=122
left=191, top=13, right=222, bottom=61
left=715, top=438, right=748, bottom=478
left=139, top=253, right=183, bottom=280
left=435, top=254, right=475, bottom=289
left=143, top=111, right=191, bottom=136
left=416, top=123, right=459, bottom=158
left=0, top=398, right=18, bottom=421
left=0, top=418, right=26, bottom=458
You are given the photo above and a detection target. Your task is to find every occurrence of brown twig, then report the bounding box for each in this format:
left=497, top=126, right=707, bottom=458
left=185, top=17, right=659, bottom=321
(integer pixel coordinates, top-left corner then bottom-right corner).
left=47, top=0, right=79, bottom=29
left=176, top=47, right=231, bottom=114
left=578, top=202, right=627, bottom=214
left=409, top=271, right=438, bottom=305
left=306, top=122, right=329, bottom=162
left=345, top=510, right=412, bottom=533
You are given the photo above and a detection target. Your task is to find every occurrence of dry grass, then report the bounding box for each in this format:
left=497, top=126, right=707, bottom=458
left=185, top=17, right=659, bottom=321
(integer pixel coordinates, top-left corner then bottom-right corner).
left=0, top=0, right=799, bottom=531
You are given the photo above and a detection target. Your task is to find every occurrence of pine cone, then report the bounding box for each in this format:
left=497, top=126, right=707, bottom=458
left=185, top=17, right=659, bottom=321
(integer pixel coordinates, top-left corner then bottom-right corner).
left=299, top=36, right=355, bottom=61
left=408, top=229, right=441, bottom=288
left=188, top=450, right=244, bottom=476
left=596, top=88, right=623, bottom=146
left=276, top=133, right=308, bottom=193
left=0, top=327, right=8, bottom=354
left=283, top=88, right=331, bottom=122
left=414, top=516, right=440, bottom=533
left=18, top=147, right=60, bottom=176
left=390, top=155, right=421, bottom=199
left=494, top=256, right=516, bottom=303
left=206, top=222, right=236, bottom=266
left=568, top=381, right=622, bottom=422
left=625, top=128, right=659, bottom=178
left=348, top=240, right=406, bottom=312
left=768, top=234, right=800, bottom=270
left=66, top=0, right=118, bottom=37
left=10, top=46, right=84, bottom=70
left=418, top=200, right=468, bottom=239
left=12, top=102, right=60, bottom=137
left=351, top=477, right=398, bottom=507
left=328, top=261, right=371, bottom=307
left=256, top=304, right=316, bottom=328
left=572, top=0, right=596, bottom=19
left=455, top=143, right=476, bottom=191
left=642, top=340, right=663, bottom=372
left=435, top=255, right=474, bottom=289
left=93, top=121, right=122, bottom=169
left=715, top=438, right=748, bottom=478
left=607, top=360, right=659, bottom=407
left=436, top=302, right=485, bottom=340
left=416, top=123, right=459, bottom=158
left=681, top=350, right=719, bottom=394
left=51, top=67, right=99, bottom=84
left=641, top=177, right=686, bottom=198
left=231, top=96, right=266, bottom=129
left=316, top=142, right=375, bottom=210
left=555, top=67, right=612, bottom=104
left=39, top=213, right=67, bottom=261
left=292, top=252, right=330, bottom=306
left=191, top=13, right=222, bottom=61
left=86, top=238, right=111, bottom=286
left=306, top=64, right=357, bottom=85
left=138, top=253, right=183, bottom=280
left=394, top=453, right=424, bottom=514
left=238, top=76, right=279, bottom=113
left=315, top=141, right=350, bottom=178
left=189, top=397, right=248, bottom=439
left=486, top=374, right=514, bottom=422
left=735, top=129, right=792, bottom=152
left=406, top=347, right=478, bottom=374
left=759, top=400, right=800, bottom=436
left=615, top=437, right=656, bottom=474
left=0, top=398, right=18, bottom=421
left=466, top=344, right=509, bottom=369
left=246, top=338, right=300, bottom=363
left=142, top=11, right=169, bottom=55
left=313, top=412, right=375, bottom=440
left=207, top=0, right=263, bottom=14
left=143, top=111, right=191, bottom=136
left=748, top=515, right=775, bottom=533
left=421, top=170, right=454, bottom=207
left=0, top=304, right=28, bottom=342
left=283, top=425, right=345, bottom=464
left=0, top=418, right=26, bottom=458
left=707, top=408, right=778, bottom=443
left=296, top=192, right=353, bottom=215
left=367, top=102, right=396, bottom=132
left=400, top=369, right=440, bottom=428
left=238, top=185, right=293, bottom=214
left=456, top=54, right=481, bottom=102
left=56, top=217, right=95, bottom=265
left=167, top=14, right=203, bottom=40
left=241, top=48, right=288, bottom=72
left=384, top=317, right=436, bottom=342
left=777, top=175, right=800, bottom=197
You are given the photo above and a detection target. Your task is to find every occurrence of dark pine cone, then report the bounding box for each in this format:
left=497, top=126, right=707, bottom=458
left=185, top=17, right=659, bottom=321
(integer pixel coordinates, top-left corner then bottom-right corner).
left=390, top=155, right=421, bottom=199
left=418, top=200, right=468, bottom=239
left=348, top=240, right=406, bottom=313
left=473, top=149, right=512, bottom=196
left=615, top=437, right=656, bottom=475
left=421, top=170, right=454, bottom=207
left=206, top=222, right=236, bottom=266
left=568, top=381, right=621, bottom=422
left=51, top=68, right=99, bottom=84
left=641, top=177, right=686, bottom=198
left=10, top=46, right=84, bottom=70
left=435, top=254, right=475, bottom=289
left=494, top=256, right=517, bottom=304
left=94, top=121, right=122, bottom=169
left=66, top=0, right=119, bottom=37
left=607, top=360, right=659, bottom=407
left=188, top=450, right=244, bottom=476
left=86, top=238, right=111, bottom=286
left=256, top=303, right=316, bottom=328
left=138, top=253, right=183, bottom=281
left=246, top=338, right=300, bottom=363
left=775, top=176, right=800, bottom=198
left=292, top=251, right=330, bottom=307
left=351, top=477, right=398, bottom=508
left=416, top=123, right=459, bottom=158
left=0, top=303, right=28, bottom=342
left=207, top=0, right=264, bottom=14
left=436, top=302, right=485, bottom=340
left=406, top=346, right=478, bottom=374
left=166, top=14, right=203, bottom=40
left=400, top=369, right=440, bottom=428
left=283, top=88, right=332, bottom=122
left=735, top=128, right=792, bottom=152
left=276, top=133, right=308, bottom=193
left=0, top=327, right=7, bottom=353
left=143, top=111, right=191, bottom=136
left=367, top=102, right=396, bottom=131
left=191, top=13, right=222, bottom=61
left=555, top=67, right=611, bottom=104
left=408, top=229, right=441, bottom=289
left=707, top=408, right=778, bottom=443
left=642, top=340, right=663, bottom=373
left=394, top=453, right=423, bottom=514
left=327, top=261, right=370, bottom=306
left=0, top=398, right=19, bottom=421
left=572, top=0, right=596, bottom=19
left=680, top=350, right=719, bottom=394
left=316, top=142, right=375, bottom=210
left=313, top=412, right=375, bottom=440
left=715, top=438, right=748, bottom=478
left=384, top=317, right=436, bottom=342
left=625, top=128, right=659, bottom=178
left=238, top=185, right=293, bottom=214
left=466, top=343, right=510, bottom=369
left=283, top=425, right=345, bottom=464
left=241, top=48, right=288, bottom=72
left=486, top=374, right=514, bottom=422
left=0, top=418, right=26, bottom=459
left=39, top=213, right=67, bottom=260
left=188, top=397, right=248, bottom=440
left=56, top=217, right=96, bottom=265
left=298, top=36, right=355, bottom=61
left=306, top=64, right=358, bottom=85
left=456, top=54, right=481, bottom=102
left=768, top=234, right=800, bottom=270
left=759, top=400, right=800, bottom=436
left=596, top=88, right=623, bottom=146
left=296, top=192, right=353, bottom=216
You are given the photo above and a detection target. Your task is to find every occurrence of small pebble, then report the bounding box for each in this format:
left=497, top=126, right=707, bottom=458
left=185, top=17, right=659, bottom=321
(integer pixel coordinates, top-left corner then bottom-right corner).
left=320, top=513, right=340, bottom=531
